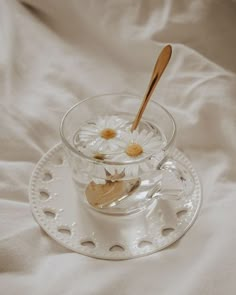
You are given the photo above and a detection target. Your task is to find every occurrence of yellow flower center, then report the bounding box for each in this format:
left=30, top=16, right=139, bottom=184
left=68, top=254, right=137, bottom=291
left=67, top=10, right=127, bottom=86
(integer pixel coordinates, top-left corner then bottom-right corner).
left=100, top=128, right=117, bottom=140
left=125, top=143, right=143, bottom=157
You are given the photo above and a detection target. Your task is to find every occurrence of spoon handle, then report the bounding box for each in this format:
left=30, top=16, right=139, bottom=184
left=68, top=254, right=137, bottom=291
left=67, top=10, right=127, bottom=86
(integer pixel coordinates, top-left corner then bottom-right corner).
left=131, top=45, right=172, bottom=131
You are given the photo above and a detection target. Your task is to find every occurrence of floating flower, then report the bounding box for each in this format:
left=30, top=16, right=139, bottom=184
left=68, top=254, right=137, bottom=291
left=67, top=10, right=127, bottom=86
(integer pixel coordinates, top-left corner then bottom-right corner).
left=112, top=129, right=163, bottom=177
left=76, top=116, right=128, bottom=153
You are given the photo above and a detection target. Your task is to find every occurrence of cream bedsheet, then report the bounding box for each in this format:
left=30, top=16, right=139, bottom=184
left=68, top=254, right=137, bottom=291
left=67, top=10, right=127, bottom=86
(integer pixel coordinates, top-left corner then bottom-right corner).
left=1, top=1, right=236, bottom=294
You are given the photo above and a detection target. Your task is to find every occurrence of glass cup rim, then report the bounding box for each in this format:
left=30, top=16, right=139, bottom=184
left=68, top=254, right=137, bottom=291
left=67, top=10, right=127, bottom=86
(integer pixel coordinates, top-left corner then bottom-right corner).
left=60, top=92, right=176, bottom=165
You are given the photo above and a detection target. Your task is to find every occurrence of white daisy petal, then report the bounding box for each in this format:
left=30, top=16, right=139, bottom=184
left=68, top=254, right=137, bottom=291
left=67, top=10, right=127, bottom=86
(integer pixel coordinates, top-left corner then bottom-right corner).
left=112, top=138, right=121, bottom=145
left=89, top=138, right=104, bottom=150
left=120, top=131, right=131, bottom=143
left=81, top=126, right=98, bottom=132
left=143, top=132, right=154, bottom=144
left=140, top=162, right=151, bottom=172
left=116, top=166, right=125, bottom=174
left=112, top=153, right=125, bottom=162
left=136, top=129, right=147, bottom=143
left=79, top=133, right=95, bottom=138
left=105, top=165, right=115, bottom=175
left=132, top=130, right=139, bottom=142
left=109, top=142, right=119, bottom=150
left=78, top=130, right=97, bottom=138
left=98, top=141, right=108, bottom=152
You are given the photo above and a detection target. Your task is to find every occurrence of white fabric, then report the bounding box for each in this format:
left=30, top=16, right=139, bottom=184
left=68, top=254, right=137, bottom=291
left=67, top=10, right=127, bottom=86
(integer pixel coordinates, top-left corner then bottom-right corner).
left=1, top=0, right=236, bottom=294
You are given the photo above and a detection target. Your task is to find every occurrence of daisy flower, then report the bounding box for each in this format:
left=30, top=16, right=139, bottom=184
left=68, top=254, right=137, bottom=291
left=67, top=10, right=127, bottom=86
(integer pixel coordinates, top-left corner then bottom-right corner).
left=75, top=115, right=128, bottom=153
left=112, top=129, right=164, bottom=177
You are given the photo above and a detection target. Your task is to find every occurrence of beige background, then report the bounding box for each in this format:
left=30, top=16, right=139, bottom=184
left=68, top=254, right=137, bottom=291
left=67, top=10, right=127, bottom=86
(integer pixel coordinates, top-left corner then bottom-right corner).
left=0, top=1, right=236, bottom=294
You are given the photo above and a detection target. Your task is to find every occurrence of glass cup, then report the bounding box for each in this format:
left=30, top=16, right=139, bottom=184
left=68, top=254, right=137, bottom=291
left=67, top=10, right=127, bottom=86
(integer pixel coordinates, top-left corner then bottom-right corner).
left=60, top=93, right=194, bottom=215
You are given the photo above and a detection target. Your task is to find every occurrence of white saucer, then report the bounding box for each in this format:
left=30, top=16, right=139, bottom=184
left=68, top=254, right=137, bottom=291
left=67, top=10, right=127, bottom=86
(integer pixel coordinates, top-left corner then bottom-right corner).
left=29, top=143, right=202, bottom=260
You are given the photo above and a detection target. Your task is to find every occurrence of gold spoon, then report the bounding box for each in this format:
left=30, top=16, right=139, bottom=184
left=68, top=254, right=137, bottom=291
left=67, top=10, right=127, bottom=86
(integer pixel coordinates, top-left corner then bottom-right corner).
left=131, top=44, right=172, bottom=131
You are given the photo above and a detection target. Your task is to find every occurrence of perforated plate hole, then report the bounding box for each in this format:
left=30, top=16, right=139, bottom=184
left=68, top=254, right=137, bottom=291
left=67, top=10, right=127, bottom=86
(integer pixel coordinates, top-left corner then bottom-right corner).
left=81, top=241, right=96, bottom=248
left=43, top=209, right=56, bottom=219
left=138, top=240, right=153, bottom=248
left=53, top=156, right=64, bottom=166
left=58, top=227, right=71, bottom=236
left=162, top=228, right=174, bottom=236
left=109, top=245, right=125, bottom=252
left=43, top=172, right=53, bottom=181
left=176, top=209, right=187, bottom=218
left=39, top=191, right=50, bottom=201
